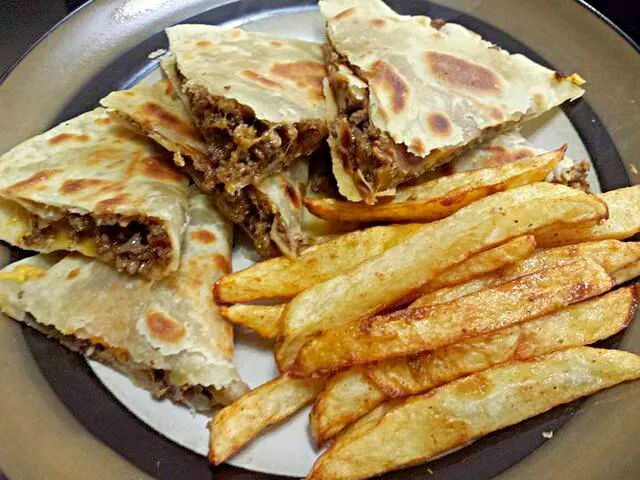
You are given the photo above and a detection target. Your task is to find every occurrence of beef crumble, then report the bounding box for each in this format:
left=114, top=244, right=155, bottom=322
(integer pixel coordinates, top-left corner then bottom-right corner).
left=22, top=213, right=171, bottom=277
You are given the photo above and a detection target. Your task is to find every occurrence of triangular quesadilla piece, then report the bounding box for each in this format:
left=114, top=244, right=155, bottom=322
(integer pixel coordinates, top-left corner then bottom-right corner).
left=165, top=25, right=329, bottom=194
left=102, top=77, right=309, bottom=258
left=0, top=108, right=190, bottom=278
left=0, top=189, right=247, bottom=410
left=319, top=0, right=585, bottom=203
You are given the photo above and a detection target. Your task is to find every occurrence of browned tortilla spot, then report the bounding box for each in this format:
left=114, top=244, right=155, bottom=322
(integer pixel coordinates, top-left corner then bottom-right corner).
left=66, top=268, right=80, bottom=280
left=114, top=127, right=140, bottom=141
left=283, top=183, right=301, bottom=209
left=48, top=133, right=90, bottom=146
left=122, top=91, right=136, bottom=97
left=426, top=51, right=501, bottom=93
left=212, top=253, right=231, bottom=275
left=490, top=108, right=504, bottom=121
left=270, top=61, right=326, bottom=101
left=190, top=230, right=216, bottom=244
left=334, top=7, right=355, bottom=20
left=241, top=70, right=283, bottom=90
left=95, top=117, right=113, bottom=126
left=136, top=154, right=185, bottom=183
left=271, top=40, right=284, bottom=48
left=371, top=61, right=410, bottom=114
left=231, top=29, right=242, bottom=38
left=370, top=18, right=386, bottom=27
left=59, top=178, right=121, bottom=195
left=140, top=101, right=201, bottom=141
left=162, top=80, right=175, bottom=97
left=196, top=40, right=213, bottom=48
left=427, top=112, right=453, bottom=137
left=554, top=71, right=568, bottom=82
left=96, top=193, right=132, bottom=211
left=145, top=311, right=186, bottom=344
left=533, top=93, right=547, bottom=110
left=514, top=148, right=535, bottom=160
left=7, top=169, right=61, bottom=191
left=410, top=138, right=427, bottom=156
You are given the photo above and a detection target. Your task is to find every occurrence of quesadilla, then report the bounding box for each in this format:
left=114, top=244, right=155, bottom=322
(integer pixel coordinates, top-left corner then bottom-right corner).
left=319, top=0, right=586, bottom=203
left=0, top=189, right=247, bottom=411
left=102, top=78, right=309, bottom=258
left=0, top=108, right=190, bottom=278
left=165, top=25, right=328, bottom=194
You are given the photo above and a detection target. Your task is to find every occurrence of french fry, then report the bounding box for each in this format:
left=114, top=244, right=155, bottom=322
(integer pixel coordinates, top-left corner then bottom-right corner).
left=307, top=347, right=640, bottom=480
left=412, top=239, right=640, bottom=308
left=304, top=149, right=564, bottom=223
left=309, top=287, right=636, bottom=444
left=292, top=258, right=612, bottom=376
left=209, top=375, right=325, bottom=465
left=220, top=304, right=284, bottom=340
left=224, top=235, right=536, bottom=339
left=214, top=223, right=422, bottom=303
left=277, top=183, right=607, bottom=371
left=536, top=185, right=640, bottom=247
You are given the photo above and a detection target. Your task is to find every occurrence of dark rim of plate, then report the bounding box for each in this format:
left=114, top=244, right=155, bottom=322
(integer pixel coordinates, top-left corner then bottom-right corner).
left=12, top=0, right=634, bottom=479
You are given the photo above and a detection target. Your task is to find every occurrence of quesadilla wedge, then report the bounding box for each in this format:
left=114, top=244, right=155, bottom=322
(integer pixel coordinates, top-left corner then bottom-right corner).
left=165, top=25, right=328, bottom=194
left=0, top=108, right=190, bottom=278
left=102, top=78, right=309, bottom=258
left=319, top=0, right=585, bottom=203
left=0, top=190, right=247, bottom=411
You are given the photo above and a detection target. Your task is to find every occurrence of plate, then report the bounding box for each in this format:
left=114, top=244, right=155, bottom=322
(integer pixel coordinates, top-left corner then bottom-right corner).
left=1, top=1, right=640, bottom=479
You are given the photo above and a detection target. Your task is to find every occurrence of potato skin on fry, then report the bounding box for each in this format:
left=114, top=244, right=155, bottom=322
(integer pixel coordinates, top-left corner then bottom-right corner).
left=305, top=149, right=564, bottom=223
left=209, top=375, right=325, bottom=464
left=309, top=287, right=636, bottom=443
left=292, top=258, right=612, bottom=376
left=307, top=347, right=640, bottom=480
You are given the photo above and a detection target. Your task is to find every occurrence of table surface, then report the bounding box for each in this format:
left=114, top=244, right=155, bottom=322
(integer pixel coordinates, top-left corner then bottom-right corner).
left=0, top=0, right=639, bottom=78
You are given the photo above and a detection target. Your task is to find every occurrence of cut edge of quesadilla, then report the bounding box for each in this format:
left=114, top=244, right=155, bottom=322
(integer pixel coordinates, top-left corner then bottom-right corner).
left=0, top=190, right=247, bottom=411
left=165, top=25, right=329, bottom=194
left=320, top=0, right=585, bottom=203
left=0, top=108, right=190, bottom=279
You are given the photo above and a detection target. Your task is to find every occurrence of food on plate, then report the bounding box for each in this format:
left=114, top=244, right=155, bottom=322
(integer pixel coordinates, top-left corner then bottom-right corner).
left=220, top=304, right=284, bottom=340
left=0, top=190, right=246, bottom=410
left=307, top=347, right=640, bottom=480
left=536, top=185, right=640, bottom=247
left=319, top=0, right=585, bottom=203
left=292, top=258, right=613, bottom=376
left=304, top=147, right=566, bottom=223
left=219, top=235, right=535, bottom=338
left=0, top=108, right=189, bottom=278
left=102, top=78, right=310, bottom=258
left=209, top=374, right=326, bottom=464
left=165, top=25, right=328, bottom=194
left=310, top=287, right=636, bottom=443
left=276, top=183, right=607, bottom=371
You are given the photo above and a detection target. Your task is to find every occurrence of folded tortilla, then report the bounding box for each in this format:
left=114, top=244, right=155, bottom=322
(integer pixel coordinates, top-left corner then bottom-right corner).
left=0, top=189, right=247, bottom=411
left=0, top=108, right=190, bottom=279
left=165, top=25, right=329, bottom=194
left=319, top=0, right=586, bottom=203
left=102, top=78, right=309, bottom=258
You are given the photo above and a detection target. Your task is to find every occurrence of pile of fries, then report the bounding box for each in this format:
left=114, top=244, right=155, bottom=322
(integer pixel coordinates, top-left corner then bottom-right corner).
left=210, top=148, right=640, bottom=479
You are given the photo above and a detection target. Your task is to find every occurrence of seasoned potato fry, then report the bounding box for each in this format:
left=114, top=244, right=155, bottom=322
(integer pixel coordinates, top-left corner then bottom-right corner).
left=209, top=375, right=325, bottom=464
left=214, top=223, right=422, bottom=303
left=292, top=259, right=612, bottom=376
left=412, top=239, right=640, bottom=308
left=309, top=287, right=635, bottom=443
left=536, top=186, right=640, bottom=247
left=305, top=149, right=564, bottom=223
left=220, top=304, right=284, bottom=340
left=307, top=347, right=640, bottom=480
left=226, top=236, right=535, bottom=339
left=277, top=184, right=607, bottom=371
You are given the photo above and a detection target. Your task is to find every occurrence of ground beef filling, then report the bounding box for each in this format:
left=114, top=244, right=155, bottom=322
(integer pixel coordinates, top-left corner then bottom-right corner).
left=22, top=316, right=223, bottom=412
left=180, top=78, right=326, bottom=192
left=547, top=159, right=591, bottom=192
left=22, top=213, right=171, bottom=276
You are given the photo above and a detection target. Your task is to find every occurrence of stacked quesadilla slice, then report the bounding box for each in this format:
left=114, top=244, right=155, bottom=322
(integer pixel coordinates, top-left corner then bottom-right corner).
left=319, top=0, right=586, bottom=203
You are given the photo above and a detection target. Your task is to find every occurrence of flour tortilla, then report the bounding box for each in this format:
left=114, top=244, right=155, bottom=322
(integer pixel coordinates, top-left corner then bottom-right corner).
left=0, top=189, right=246, bottom=410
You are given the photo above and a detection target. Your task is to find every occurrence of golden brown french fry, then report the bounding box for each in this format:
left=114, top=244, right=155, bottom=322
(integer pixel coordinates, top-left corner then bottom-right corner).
left=292, top=258, right=612, bottom=376
left=209, top=375, right=325, bottom=465
left=305, top=149, right=564, bottom=223
left=536, top=185, right=640, bottom=247
left=612, top=260, right=640, bottom=285
left=309, top=287, right=635, bottom=444
left=277, top=183, right=607, bottom=371
left=214, top=223, right=422, bottom=303
left=224, top=235, right=536, bottom=339
left=412, top=239, right=640, bottom=308
left=220, top=304, right=284, bottom=340
left=307, top=347, right=640, bottom=480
